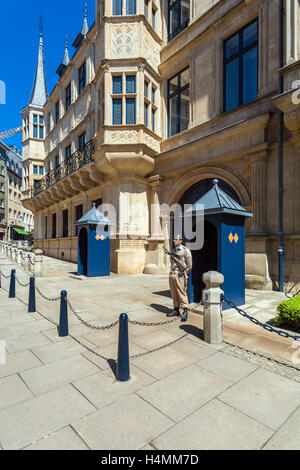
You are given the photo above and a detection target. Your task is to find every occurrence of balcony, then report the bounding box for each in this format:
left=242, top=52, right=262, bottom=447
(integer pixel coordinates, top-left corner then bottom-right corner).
left=31, top=139, right=95, bottom=198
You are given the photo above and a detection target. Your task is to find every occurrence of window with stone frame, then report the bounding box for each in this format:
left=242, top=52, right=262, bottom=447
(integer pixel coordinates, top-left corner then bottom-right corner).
left=167, top=67, right=190, bottom=137
left=168, top=0, right=190, bottom=42
left=144, top=76, right=158, bottom=132
left=112, top=73, right=137, bottom=125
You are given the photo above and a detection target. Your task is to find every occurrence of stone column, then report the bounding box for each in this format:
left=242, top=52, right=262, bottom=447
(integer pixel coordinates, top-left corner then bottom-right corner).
left=202, top=271, right=224, bottom=344
left=103, top=64, right=111, bottom=126
left=137, top=62, right=144, bottom=125
left=149, top=176, right=162, bottom=239
left=286, top=0, right=298, bottom=65
left=248, top=151, right=269, bottom=233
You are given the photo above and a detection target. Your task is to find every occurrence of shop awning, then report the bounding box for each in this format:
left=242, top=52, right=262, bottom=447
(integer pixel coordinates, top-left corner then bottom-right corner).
left=13, top=228, right=29, bottom=236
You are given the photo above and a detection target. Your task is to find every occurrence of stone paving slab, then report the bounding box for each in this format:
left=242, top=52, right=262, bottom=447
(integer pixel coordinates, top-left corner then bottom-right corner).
left=0, top=374, right=33, bottom=410
left=218, top=368, right=300, bottom=430
left=23, top=426, right=89, bottom=450
left=137, top=364, right=233, bottom=423
left=197, top=351, right=258, bottom=382
left=153, top=399, right=274, bottom=450
left=31, top=337, right=86, bottom=365
left=4, top=332, right=52, bottom=354
left=72, top=394, right=173, bottom=450
left=0, top=349, right=42, bottom=379
left=263, top=406, right=300, bottom=450
left=20, top=355, right=101, bottom=395
left=0, top=384, right=96, bottom=450
left=72, top=365, right=156, bottom=410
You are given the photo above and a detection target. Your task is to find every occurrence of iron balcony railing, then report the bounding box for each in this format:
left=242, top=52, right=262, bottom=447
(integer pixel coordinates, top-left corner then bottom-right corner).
left=31, top=139, right=95, bottom=198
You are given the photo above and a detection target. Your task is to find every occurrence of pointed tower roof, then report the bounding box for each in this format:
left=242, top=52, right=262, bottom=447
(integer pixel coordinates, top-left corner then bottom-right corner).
left=185, top=179, right=253, bottom=217
left=75, top=203, right=113, bottom=226
left=28, top=17, right=48, bottom=108
left=73, top=4, right=89, bottom=49
left=56, top=36, right=70, bottom=78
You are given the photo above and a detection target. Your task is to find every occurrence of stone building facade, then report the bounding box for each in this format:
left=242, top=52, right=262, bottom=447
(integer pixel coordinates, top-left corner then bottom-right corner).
left=22, top=0, right=300, bottom=288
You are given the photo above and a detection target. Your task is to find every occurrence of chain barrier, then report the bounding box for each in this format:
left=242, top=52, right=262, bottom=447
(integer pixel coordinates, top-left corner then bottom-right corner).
left=0, top=268, right=11, bottom=279
left=35, top=285, right=60, bottom=302
left=68, top=334, right=111, bottom=361
left=15, top=276, right=30, bottom=288
left=130, top=333, right=189, bottom=359
left=67, top=298, right=120, bottom=331
left=224, top=296, right=300, bottom=342
left=128, top=300, right=203, bottom=327
left=28, top=254, right=35, bottom=266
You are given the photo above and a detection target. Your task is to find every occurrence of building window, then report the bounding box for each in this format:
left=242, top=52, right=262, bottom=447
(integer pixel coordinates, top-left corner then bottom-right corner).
left=113, top=99, right=122, bottom=125
left=62, top=210, right=68, bottom=238
left=144, top=103, right=149, bottom=127
left=52, top=213, right=57, bottom=239
left=65, top=145, right=72, bottom=160
left=113, top=76, right=122, bottom=94
left=126, top=98, right=136, bottom=125
left=66, top=83, right=71, bottom=111
left=168, top=67, right=189, bottom=137
left=39, top=166, right=44, bottom=175
left=145, top=0, right=149, bottom=19
left=33, top=125, right=38, bottom=139
left=152, top=7, right=156, bottom=28
left=168, top=0, right=190, bottom=42
left=39, top=126, right=44, bottom=140
left=78, top=132, right=86, bottom=149
left=126, top=0, right=136, bottom=14
left=224, top=19, right=258, bottom=112
left=145, top=80, right=149, bottom=98
left=75, top=204, right=83, bottom=235
left=126, top=76, right=136, bottom=94
left=152, top=108, right=155, bottom=132
left=55, top=101, right=60, bottom=124
left=33, top=114, right=38, bottom=124
left=113, top=0, right=122, bottom=15
left=79, top=62, right=86, bottom=95
left=55, top=156, right=60, bottom=168
left=33, top=165, right=38, bottom=175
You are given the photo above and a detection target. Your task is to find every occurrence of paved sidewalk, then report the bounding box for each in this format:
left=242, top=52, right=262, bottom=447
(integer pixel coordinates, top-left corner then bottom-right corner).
left=0, top=255, right=299, bottom=450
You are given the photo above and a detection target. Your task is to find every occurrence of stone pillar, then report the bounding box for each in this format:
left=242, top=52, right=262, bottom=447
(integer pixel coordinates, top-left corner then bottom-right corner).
left=248, top=151, right=269, bottom=233
left=286, top=0, right=298, bottom=65
left=137, top=62, right=144, bottom=125
left=149, top=176, right=162, bottom=239
left=202, top=271, right=224, bottom=344
left=103, top=64, right=111, bottom=126
left=34, top=249, right=43, bottom=277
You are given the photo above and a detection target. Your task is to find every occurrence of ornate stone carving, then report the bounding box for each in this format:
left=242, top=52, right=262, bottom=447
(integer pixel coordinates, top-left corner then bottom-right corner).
left=284, top=108, right=300, bottom=132
left=111, top=24, right=137, bottom=58
left=110, top=130, right=138, bottom=144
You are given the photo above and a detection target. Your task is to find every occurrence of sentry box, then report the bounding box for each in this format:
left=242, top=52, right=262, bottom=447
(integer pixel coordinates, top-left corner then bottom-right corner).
left=184, top=179, right=253, bottom=310
left=75, top=203, right=113, bottom=277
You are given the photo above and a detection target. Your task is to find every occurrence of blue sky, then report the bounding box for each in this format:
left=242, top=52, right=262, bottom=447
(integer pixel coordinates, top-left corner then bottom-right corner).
left=0, top=0, right=95, bottom=151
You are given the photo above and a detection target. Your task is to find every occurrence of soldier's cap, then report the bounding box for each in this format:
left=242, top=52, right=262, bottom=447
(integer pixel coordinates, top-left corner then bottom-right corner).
left=173, top=234, right=183, bottom=240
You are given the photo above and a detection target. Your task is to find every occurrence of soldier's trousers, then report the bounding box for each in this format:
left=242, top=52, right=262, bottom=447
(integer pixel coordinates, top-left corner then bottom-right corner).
left=169, top=273, right=189, bottom=309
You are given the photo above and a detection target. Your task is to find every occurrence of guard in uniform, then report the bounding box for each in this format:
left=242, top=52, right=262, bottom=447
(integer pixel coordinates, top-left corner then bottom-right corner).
left=167, top=235, right=193, bottom=322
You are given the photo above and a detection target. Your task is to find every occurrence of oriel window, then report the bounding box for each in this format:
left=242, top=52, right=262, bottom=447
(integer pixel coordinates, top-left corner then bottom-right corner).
left=224, top=19, right=258, bottom=112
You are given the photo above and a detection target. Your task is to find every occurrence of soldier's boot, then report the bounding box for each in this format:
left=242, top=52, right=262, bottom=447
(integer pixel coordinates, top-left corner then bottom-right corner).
left=181, top=308, right=188, bottom=322
left=167, top=307, right=180, bottom=317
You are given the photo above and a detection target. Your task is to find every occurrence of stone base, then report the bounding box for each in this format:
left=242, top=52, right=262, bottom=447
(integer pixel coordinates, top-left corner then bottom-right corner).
left=245, top=274, right=272, bottom=291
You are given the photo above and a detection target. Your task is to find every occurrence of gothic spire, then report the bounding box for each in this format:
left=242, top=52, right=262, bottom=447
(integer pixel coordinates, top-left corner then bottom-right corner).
left=63, top=36, right=70, bottom=66
left=81, top=4, right=89, bottom=36
left=28, top=17, right=48, bottom=107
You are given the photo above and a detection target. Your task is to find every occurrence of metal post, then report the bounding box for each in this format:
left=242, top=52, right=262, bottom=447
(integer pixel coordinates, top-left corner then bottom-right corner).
left=116, top=313, right=130, bottom=382
left=9, top=269, right=16, bottom=299
left=28, top=277, right=36, bottom=313
left=58, top=290, right=68, bottom=337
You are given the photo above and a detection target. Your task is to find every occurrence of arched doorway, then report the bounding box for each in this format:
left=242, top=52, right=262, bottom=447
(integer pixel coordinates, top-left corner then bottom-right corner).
left=78, top=227, right=88, bottom=276
left=178, top=178, right=241, bottom=303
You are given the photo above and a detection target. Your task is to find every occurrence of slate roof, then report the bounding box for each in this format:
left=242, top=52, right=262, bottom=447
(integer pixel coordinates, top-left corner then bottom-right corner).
left=185, top=179, right=253, bottom=217
left=28, top=29, right=48, bottom=108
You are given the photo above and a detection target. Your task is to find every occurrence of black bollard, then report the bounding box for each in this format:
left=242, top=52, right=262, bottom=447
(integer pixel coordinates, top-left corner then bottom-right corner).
left=9, top=269, right=16, bottom=298
left=28, top=277, right=36, bottom=313
left=116, top=313, right=130, bottom=382
left=58, top=290, right=68, bottom=337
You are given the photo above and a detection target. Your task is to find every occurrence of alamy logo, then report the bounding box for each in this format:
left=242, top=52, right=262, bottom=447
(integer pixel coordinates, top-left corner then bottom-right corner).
left=0, top=81, right=6, bottom=104
left=291, top=80, right=300, bottom=105
left=0, top=341, right=6, bottom=365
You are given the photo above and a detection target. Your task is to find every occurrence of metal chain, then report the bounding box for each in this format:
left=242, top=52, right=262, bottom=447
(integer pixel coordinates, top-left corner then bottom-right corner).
left=224, top=296, right=300, bottom=342
left=35, top=285, right=60, bottom=302
left=15, top=276, right=30, bottom=287
left=0, top=269, right=11, bottom=279
left=130, top=333, right=189, bottom=359
left=67, top=298, right=119, bottom=331
left=128, top=301, right=203, bottom=327
left=68, top=334, right=111, bottom=361
left=28, top=254, right=35, bottom=266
